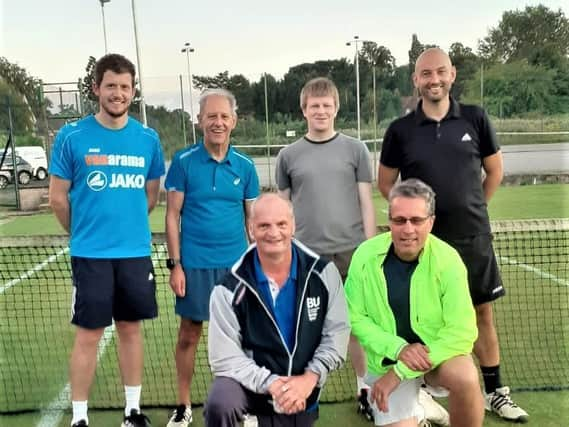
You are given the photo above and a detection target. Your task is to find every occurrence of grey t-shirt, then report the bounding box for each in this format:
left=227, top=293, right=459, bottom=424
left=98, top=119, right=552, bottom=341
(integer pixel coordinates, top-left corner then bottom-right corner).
left=275, top=133, right=372, bottom=254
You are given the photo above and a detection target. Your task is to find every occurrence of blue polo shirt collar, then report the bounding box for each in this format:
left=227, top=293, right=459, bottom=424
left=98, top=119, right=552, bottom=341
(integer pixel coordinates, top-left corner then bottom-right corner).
left=198, top=141, right=236, bottom=165
left=254, top=246, right=298, bottom=294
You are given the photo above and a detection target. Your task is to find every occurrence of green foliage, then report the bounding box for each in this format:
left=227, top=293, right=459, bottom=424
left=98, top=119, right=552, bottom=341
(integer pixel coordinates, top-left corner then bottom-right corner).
left=14, top=134, right=43, bottom=147
left=0, top=80, right=35, bottom=133
left=0, top=57, right=46, bottom=120
left=145, top=104, right=192, bottom=159
left=79, top=56, right=97, bottom=115
left=449, top=42, right=480, bottom=100
left=479, top=5, right=569, bottom=68
left=463, top=61, right=564, bottom=117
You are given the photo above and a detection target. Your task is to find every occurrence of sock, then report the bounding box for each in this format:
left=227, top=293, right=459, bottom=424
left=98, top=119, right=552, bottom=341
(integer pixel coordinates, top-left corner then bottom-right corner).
left=124, top=385, right=142, bottom=416
left=71, top=400, right=88, bottom=425
left=481, top=365, right=502, bottom=394
left=356, top=376, right=369, bottom=392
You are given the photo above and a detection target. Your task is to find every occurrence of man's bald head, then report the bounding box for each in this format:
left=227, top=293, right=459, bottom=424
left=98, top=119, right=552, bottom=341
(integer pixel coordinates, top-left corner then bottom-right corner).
left=415, top=48, right=453, bottom=74
left=250, top=193, right=294, bottom=222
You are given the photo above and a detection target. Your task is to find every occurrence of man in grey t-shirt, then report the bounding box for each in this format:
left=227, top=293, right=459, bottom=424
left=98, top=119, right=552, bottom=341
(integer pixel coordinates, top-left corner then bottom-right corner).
left=275, top=77, right=376, bottom=421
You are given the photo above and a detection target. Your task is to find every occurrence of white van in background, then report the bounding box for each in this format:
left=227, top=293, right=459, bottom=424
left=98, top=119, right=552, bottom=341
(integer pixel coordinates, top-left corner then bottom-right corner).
left=2, top=146, right=48, bottom=180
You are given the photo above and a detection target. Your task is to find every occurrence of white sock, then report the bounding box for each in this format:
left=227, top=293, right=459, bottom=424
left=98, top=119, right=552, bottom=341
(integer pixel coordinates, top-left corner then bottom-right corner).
left=71, top=400, right=88, bottom=425
left=124, top=385, right=142, bottom=416
left=357, top=376, right=369, bottom=391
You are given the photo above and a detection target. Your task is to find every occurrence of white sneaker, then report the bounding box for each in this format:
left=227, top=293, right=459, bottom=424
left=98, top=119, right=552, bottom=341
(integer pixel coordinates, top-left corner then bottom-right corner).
left=485, top=386, right=529, bottom=423
left=418, top=388, right=450, bottom=427
left=166, top=405, right=192, bottom=427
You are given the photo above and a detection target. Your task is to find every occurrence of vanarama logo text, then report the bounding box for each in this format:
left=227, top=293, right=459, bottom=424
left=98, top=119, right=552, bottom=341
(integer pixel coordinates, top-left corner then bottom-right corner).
left=84, top=154, right=145, bottom=168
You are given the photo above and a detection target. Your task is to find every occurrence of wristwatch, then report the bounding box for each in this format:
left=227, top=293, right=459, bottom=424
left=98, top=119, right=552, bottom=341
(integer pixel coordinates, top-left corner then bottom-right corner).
left=166, top=258, right=181, bottom=270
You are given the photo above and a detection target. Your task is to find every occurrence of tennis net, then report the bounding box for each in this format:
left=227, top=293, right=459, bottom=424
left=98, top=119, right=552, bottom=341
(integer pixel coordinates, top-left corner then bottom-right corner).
left=1, top=219, right=568, bottom=413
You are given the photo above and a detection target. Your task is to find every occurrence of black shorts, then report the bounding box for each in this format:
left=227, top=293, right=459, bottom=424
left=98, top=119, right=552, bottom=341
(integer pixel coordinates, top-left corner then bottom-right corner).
left=445, top=234, right=505, bottom=306
left=70, top=256, right=158, bottom=329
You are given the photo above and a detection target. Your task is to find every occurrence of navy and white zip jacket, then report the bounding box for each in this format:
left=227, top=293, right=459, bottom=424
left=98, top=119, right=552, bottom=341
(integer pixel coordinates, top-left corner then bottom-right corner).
left=208, top=240, right=350, bottom=409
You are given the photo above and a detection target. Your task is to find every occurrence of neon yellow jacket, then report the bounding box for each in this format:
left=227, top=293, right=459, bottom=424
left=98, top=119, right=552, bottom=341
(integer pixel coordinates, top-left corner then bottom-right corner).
left=345, top=232, right=477, bottom=380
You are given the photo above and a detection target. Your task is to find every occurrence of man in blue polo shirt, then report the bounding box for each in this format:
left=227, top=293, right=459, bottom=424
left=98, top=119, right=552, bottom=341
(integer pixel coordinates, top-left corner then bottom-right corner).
left=49, top=54, right=164, bottom=427
left=164, top=88, right=260, bottom=427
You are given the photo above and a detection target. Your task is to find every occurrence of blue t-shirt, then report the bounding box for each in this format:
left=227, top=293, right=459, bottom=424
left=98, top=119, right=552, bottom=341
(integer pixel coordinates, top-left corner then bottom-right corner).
left=49, top=115, right=165, bottom=258
left=164, top=142, right=260, bottom=268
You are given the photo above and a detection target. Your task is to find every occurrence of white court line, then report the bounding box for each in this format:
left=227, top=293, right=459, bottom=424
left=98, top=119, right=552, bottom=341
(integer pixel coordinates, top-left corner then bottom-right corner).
left=36, top=324, right=115, bottom=427
left=35, top=244, right=167, bottom=427
left=0, top=247, right=69, bottom=295
left=497, top=255, right=569, bottom=287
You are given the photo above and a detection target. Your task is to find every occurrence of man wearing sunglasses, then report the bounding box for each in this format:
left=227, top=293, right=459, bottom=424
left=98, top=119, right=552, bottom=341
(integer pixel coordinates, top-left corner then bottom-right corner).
left=345, top=178, right=483, bottom=427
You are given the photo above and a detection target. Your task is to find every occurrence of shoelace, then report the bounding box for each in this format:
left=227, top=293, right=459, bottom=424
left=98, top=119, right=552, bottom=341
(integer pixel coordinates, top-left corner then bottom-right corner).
left=173, top=405, right=190, bottom=422
left=491, top=392, right=519, bottom=411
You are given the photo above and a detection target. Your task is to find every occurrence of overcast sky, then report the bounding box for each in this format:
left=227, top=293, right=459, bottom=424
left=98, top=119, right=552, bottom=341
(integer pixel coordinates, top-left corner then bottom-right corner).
left=2, top=0, right=567, bottom=109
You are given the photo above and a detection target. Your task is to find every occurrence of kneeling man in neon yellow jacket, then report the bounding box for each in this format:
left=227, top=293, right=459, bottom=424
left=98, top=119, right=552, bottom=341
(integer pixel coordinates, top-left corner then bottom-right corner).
left=345, top=178, right=483, bottom=427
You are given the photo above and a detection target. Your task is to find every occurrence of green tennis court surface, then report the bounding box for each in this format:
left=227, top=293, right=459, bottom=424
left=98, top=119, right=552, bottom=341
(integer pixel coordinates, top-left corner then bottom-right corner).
left=1, top=220, right=568, bottom=425
left=1, top=181, right=568, bottom=425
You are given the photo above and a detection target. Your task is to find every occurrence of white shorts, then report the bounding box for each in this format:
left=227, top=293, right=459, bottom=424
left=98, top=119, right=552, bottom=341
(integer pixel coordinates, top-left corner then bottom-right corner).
left=365, top=374, right=424, bottom=426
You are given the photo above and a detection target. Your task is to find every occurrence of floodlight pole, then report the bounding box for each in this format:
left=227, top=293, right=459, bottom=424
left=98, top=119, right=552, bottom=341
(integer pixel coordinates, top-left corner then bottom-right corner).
left=181, top=43, right=197, bottom=145
left=131, top=0, right=147, bottom=125
left=346, top=36, right=362, bottom=140
left=99, top=0, right=111, bottom=54
left=264, top=73, right=272, bottom=188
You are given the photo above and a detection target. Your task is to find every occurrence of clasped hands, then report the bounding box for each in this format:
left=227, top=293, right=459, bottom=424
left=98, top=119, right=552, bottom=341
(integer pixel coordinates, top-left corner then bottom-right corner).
left=268, top=371, right=319, bottom=415
left=371, top=343, right=432, bottom=413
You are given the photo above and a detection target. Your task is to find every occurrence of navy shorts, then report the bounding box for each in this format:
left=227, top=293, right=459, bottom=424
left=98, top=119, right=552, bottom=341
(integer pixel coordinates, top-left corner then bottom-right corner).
left=446, top=234, right=505, bottom=306
left=70, top=256, right=157, bottom=329
left=175, top=266, right=230, bottom=322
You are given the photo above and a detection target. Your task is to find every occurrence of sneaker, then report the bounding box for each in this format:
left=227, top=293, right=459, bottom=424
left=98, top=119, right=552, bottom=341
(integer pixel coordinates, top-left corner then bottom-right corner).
left=121, top=409, right=152, bottom=427
left=357, top=388, right=374, bottom=422
left=72, top=421, right=88, bottom=427
left=418, top=388, right=450, bottom=427
left=166, top=404, right=193, bottom=427
left=485, top=386, right=529, bottom=423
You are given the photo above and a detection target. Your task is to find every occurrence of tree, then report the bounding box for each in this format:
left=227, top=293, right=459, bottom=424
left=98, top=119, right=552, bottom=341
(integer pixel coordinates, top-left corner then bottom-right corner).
left=192, top=71, right=255, bottom=116
left=478, top=5, right=569, bottom=68
left=0, top=57, right=48, bottom=124
left=360, top=42, right=396, bottom=86
left=79, top=56, right=97, bottom=114
left=193, top=71, right=231, bottom=90
left=407, top=34, right=437, bottom=75
left=463, top=61, right=561, bottom=117
left=0, top=79, right=36, bottom=132
left=449, top=42, right=479, bottom=100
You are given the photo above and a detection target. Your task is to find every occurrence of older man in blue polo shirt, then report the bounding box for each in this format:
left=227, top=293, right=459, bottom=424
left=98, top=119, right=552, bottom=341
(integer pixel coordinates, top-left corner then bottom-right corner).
left=164, top=88, right=260, bottom=427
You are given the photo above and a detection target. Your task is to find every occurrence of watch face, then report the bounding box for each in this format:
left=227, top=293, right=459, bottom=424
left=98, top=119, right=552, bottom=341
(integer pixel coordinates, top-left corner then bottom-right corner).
left=166, top=259, right=177, bottom=270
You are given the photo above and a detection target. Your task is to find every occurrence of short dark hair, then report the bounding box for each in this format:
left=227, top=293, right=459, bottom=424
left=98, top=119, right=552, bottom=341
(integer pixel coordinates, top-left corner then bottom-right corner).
left=94, top=54, right=136, bottom=87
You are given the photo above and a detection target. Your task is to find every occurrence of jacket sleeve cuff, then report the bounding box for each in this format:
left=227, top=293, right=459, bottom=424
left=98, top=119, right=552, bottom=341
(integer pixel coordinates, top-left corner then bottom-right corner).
left=259, top=374, right=280, bottom=394
left=306, top=360, right=328, bottom=387
left=393, top=364, right=406, bottom=380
